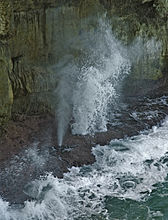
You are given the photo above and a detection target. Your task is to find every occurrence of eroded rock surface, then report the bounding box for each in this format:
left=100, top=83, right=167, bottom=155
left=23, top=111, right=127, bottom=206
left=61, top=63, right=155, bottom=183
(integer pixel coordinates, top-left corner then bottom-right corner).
left=0, top=0, right=168, bottom=129
left=0, top=93, right=168, bottom=204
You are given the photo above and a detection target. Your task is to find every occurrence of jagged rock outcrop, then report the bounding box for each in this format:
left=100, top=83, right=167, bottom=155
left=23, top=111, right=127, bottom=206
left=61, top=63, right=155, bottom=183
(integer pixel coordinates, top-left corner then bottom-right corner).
left=0, top=0, right=168, bottom=130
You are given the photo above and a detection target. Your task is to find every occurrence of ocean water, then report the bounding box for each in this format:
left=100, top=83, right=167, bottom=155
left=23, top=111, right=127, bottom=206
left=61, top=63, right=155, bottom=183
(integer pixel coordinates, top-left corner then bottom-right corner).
left=1, top=118, right=168, bottom=219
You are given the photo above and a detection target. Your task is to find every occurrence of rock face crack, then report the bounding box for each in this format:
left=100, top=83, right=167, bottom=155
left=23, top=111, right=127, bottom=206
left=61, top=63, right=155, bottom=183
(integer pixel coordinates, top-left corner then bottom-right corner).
left=0, top=0, right=168, bottom=129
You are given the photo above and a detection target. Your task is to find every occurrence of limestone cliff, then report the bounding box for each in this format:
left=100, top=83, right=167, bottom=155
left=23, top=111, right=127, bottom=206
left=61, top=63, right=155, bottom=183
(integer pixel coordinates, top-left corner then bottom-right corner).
left=0, top=0, right=168, bottom=130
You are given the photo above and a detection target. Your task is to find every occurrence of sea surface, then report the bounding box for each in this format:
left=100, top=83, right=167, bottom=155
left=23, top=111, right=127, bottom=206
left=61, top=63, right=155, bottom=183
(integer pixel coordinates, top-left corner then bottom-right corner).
left=1, top=114, right=168, bottom=219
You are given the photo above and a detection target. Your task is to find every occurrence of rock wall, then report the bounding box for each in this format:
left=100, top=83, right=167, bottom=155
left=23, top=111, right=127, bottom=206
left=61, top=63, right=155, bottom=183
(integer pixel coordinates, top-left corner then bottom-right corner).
left=100, top=0, right=168, bottom=81
left=0, top=0, right=168, bottom=130
left=0, top=43, right=13, bottom=133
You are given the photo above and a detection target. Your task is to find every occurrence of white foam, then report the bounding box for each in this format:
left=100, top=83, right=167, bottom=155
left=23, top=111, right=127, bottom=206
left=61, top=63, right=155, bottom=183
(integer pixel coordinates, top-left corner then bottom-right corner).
left=1, top=118, right=168, bottom=219
left=56, top=19, right=131, bottom=144
left=71, top=20, right=131, bottom=135
left=56, top=19, right=162, bottom=145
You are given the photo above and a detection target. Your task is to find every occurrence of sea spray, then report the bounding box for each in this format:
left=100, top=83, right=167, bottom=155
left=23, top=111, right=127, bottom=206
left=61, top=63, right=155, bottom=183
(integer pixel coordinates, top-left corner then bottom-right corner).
left=71, top=21, right=131, bottom=135
left=56, top=19, right=131, bottom=144
left=55, top=57, right=78, bottom=146
left=55, top=18, right=161, bottom=145
left=2, top=118, right=168, bottom=219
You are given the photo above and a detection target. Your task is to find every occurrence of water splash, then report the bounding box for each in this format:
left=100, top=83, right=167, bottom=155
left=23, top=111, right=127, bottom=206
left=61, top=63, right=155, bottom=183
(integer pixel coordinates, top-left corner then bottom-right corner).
left=56, top=19, right=131, bottom=145
left=1, top=118, right=168, bottom=219
left=55, top=57, right=78, bottom=146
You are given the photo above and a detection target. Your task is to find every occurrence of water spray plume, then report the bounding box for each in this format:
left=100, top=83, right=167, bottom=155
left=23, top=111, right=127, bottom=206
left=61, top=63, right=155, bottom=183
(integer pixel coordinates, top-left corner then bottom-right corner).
left=56, top=19, right=131, bottom=146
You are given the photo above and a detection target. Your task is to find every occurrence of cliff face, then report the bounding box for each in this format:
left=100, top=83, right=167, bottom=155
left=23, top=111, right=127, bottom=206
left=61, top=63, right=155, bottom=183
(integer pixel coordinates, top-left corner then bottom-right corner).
left=0, top=43, right=13, bottom=130
left=0, top=0, right=168, bottom=130
left=101, top=0, right=168, bottom=93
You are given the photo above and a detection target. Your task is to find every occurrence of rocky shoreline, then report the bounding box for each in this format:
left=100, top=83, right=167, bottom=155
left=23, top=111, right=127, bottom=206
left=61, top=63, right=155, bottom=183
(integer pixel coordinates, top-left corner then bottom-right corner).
left=0, top=92, right=168, bottom=204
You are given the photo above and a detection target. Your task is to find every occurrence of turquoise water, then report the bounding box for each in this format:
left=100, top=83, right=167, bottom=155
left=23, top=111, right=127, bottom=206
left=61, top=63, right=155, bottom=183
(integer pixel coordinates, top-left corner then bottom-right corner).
left=105, top=180, right=168, bottom=220
left=106, top=187, right=168, bottom=220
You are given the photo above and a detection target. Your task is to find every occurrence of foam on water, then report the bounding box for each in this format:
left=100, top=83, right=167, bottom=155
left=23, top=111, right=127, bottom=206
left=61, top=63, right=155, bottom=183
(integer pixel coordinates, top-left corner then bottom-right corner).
left=130, top=96, right=168, bottom=122
left=1, top=118, right=168, bottom=219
